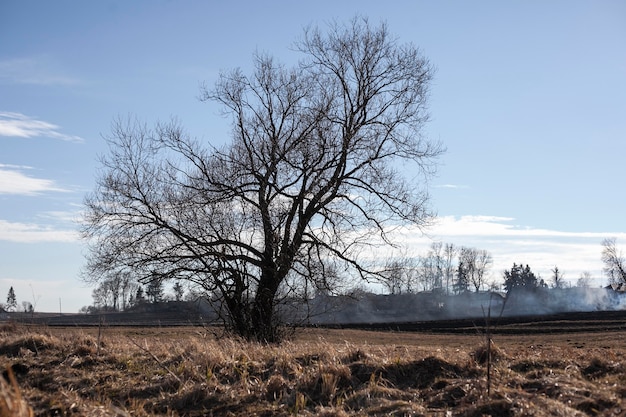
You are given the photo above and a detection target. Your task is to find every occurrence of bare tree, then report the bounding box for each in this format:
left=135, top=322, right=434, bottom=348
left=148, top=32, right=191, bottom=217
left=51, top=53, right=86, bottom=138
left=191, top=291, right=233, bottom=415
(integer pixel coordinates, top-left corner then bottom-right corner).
left=82, top=17, right=442, bottom=342
left=474, top=249, right=493, bottom=291
left=459, top=247, right=493, bottom=292
left=91, top=284, right=114, bottom=311
left=602, top=238, right=626, bottom=284
left=576, top=271, right=592, bottom=288
left=551, top=266, right=565, bottom=289
left=442, top=243, right=457, bottom=295
left=379, top=254, right=419, bottom=294
left=428, top=242, right=445, bottom=290
left=88, top=271, right=138, bottom=311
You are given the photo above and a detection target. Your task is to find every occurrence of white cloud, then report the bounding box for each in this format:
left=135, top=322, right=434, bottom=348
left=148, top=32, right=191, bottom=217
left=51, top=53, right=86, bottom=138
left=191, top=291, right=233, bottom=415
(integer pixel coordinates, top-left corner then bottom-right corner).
left=0, top=219, right=78, bottom=243
left=0, top=57, right=82, bottom=86
left=0, top=165, right=68, bottom=195
left=435, top=184, right=469, bottom=189
left=388, top=215, right=626, bottom=287
left=0, top=112, right=84, bottom=143
left=430, top=215, right=622, bottom=240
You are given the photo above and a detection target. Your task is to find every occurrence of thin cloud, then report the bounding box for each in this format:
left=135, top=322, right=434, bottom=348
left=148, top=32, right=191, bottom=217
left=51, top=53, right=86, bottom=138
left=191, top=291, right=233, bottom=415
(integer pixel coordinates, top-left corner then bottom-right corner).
left=0, top=219, right=78, bottom=243
left=0, top=165, right=68, bottom=195
left=0, top=57, right=82, bottom=86
left=388, top=215, right=626, bottom=287
left=0, top=112, right=84, bottom=143
left=38, top=210, right=80, bottom=223
left=431, top=215, right=623, bottom=240
left=435, top=184, right=469, bottom=189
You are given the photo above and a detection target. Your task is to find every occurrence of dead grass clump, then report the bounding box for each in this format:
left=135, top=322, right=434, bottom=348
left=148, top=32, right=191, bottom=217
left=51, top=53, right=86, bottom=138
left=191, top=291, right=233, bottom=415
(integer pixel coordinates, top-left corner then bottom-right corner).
left=3, top=326, right=626, bottom=416
left=311, top=406, right=350, bottom=417
left=0, top=322, right=18, bottom=334
left=68, top=334, right=99, bottom=357
left=342, top=348, right=368, bottom=364
left=265, top=374, right=290, bottom=401
left=297, top=364, right=353, bottom=404
left=581, top=356, right=622, bottom=380
left=381, top=356, right=469, bottom=390
left=575, top=397, right=617, bottom=415
left=0, top=333, right=60, bottom=357
left=459, top=399, right=514, bottom=417
left=0, top=369, right=34, bottom=417
left=509, top=359, right=565, bottom=375
left=427, top=382, right=469, bottom=408
left=471, top=342, right=506, bottom=365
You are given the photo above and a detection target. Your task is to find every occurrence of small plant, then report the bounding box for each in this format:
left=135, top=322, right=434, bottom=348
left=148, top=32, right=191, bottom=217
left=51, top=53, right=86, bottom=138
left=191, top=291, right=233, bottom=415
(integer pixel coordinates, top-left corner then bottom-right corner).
left=479, top=292, right=509, bottom=397
left=321, top=372, right=339, bottom=401
left=292, top=391, right=307, bottom=415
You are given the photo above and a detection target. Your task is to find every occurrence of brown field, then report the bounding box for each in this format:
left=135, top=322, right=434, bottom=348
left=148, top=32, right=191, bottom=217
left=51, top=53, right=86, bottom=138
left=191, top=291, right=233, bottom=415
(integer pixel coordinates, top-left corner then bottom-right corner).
left=1, top=319, right=626, bottom=416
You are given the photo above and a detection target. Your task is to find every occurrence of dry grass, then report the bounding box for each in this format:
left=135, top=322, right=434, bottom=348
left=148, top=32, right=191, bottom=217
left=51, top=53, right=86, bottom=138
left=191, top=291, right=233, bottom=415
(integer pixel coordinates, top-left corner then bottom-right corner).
left=1, top=324, right=625, bottom=416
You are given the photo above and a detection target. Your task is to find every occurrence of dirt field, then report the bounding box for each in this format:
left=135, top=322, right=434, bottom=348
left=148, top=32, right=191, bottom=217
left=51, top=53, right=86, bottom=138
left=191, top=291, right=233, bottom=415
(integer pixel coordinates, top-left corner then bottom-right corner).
left=1, top=315, right=626, bottom=416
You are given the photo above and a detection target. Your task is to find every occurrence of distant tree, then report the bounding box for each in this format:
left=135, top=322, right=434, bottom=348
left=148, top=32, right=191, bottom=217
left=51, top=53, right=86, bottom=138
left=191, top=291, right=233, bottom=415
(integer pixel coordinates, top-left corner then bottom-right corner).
left=602, top=238, right=626, bottom=284
left=21, top=301, right=34, bottom=314
left=134, top=286, right=146, bottom=305
left=474, top=249, right=493, bottom=291
left=428, top=242, right=445, bottom=290
left=379, top=255, right=419, bottom=295
left=503, top=263, right=544, bottom=293
left=91, top=286, right=111, bottom=311
left=442, top=243, right=457, bottom=295
left=173, top=281, right=185, bottom=301
left=87, top=270, right=139, bottom=311
left=459, top=247, right=493, bottom=292
left=417, top=242, right=449, bottom=292
left=6, top=286, right=17, bottom=312
left=119, top=272, right=138, bottom=310
left=551, top=266, right=565, bottom=289
left=576, top=271, right=592, bottom=288
left=81, top=18, right=441, bottom=342
left=453, top=261, right=470, bottom=294
left=146, top=279, right=164, bottom=303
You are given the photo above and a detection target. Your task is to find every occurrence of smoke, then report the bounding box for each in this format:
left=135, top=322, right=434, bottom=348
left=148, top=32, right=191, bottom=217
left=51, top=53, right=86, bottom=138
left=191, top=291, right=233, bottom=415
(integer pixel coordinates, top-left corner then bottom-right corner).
left=303, top=287, right=626, bottom=325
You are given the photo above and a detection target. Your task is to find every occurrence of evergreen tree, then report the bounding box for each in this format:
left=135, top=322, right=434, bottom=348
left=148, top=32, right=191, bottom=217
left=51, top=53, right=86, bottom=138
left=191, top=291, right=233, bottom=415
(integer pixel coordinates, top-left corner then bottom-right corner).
left=146, top=279, right=164, bottom=303
left=134, top=286, right=145, bottom=305
left=503, top=263, right=539, bottom=293
left=6, top=286, right=17, bottom=312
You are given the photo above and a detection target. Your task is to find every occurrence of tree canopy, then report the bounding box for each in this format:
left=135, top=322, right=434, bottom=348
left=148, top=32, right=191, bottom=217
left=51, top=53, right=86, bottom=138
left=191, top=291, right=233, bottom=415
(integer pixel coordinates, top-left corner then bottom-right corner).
left=503, top=263, right=545, bottom=293
left=82, top=17, right=443, bottom=342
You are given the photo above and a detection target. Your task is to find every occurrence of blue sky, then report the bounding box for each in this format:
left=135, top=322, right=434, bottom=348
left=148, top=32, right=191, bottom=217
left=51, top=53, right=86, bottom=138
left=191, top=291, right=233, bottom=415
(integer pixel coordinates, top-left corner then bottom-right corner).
left=1, top=1, right=625, bottom=312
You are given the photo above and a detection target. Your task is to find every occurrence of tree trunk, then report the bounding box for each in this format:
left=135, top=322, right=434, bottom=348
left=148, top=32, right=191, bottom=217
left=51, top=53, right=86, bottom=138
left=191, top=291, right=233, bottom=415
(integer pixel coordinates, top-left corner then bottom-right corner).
left=251, top=288, right=277, bottom=343
left=250, top=267, right=282, bottom=343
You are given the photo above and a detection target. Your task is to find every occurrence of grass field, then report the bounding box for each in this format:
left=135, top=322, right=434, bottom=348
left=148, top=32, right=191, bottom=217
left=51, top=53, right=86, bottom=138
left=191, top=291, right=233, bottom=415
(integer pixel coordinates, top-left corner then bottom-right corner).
left=1, top=321, right=625, bottom=416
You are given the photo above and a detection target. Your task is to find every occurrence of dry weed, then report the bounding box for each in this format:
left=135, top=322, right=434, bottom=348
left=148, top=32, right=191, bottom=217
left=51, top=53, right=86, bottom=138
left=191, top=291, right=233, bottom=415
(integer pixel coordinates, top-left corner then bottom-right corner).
left=0, top=368, right=34, bottom=417
left=1, top=324, right=625, bottom=415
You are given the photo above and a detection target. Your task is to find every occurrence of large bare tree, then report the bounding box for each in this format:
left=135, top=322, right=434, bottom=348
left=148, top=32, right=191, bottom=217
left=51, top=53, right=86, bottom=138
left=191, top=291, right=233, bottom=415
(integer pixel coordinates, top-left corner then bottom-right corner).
left=82, top=17, right=442, bottom=342
left=602, top=238, right=626, bottom=284
left=459, top=247, right=493, bottom=292
left=379, top=254, right=420, bottom=295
